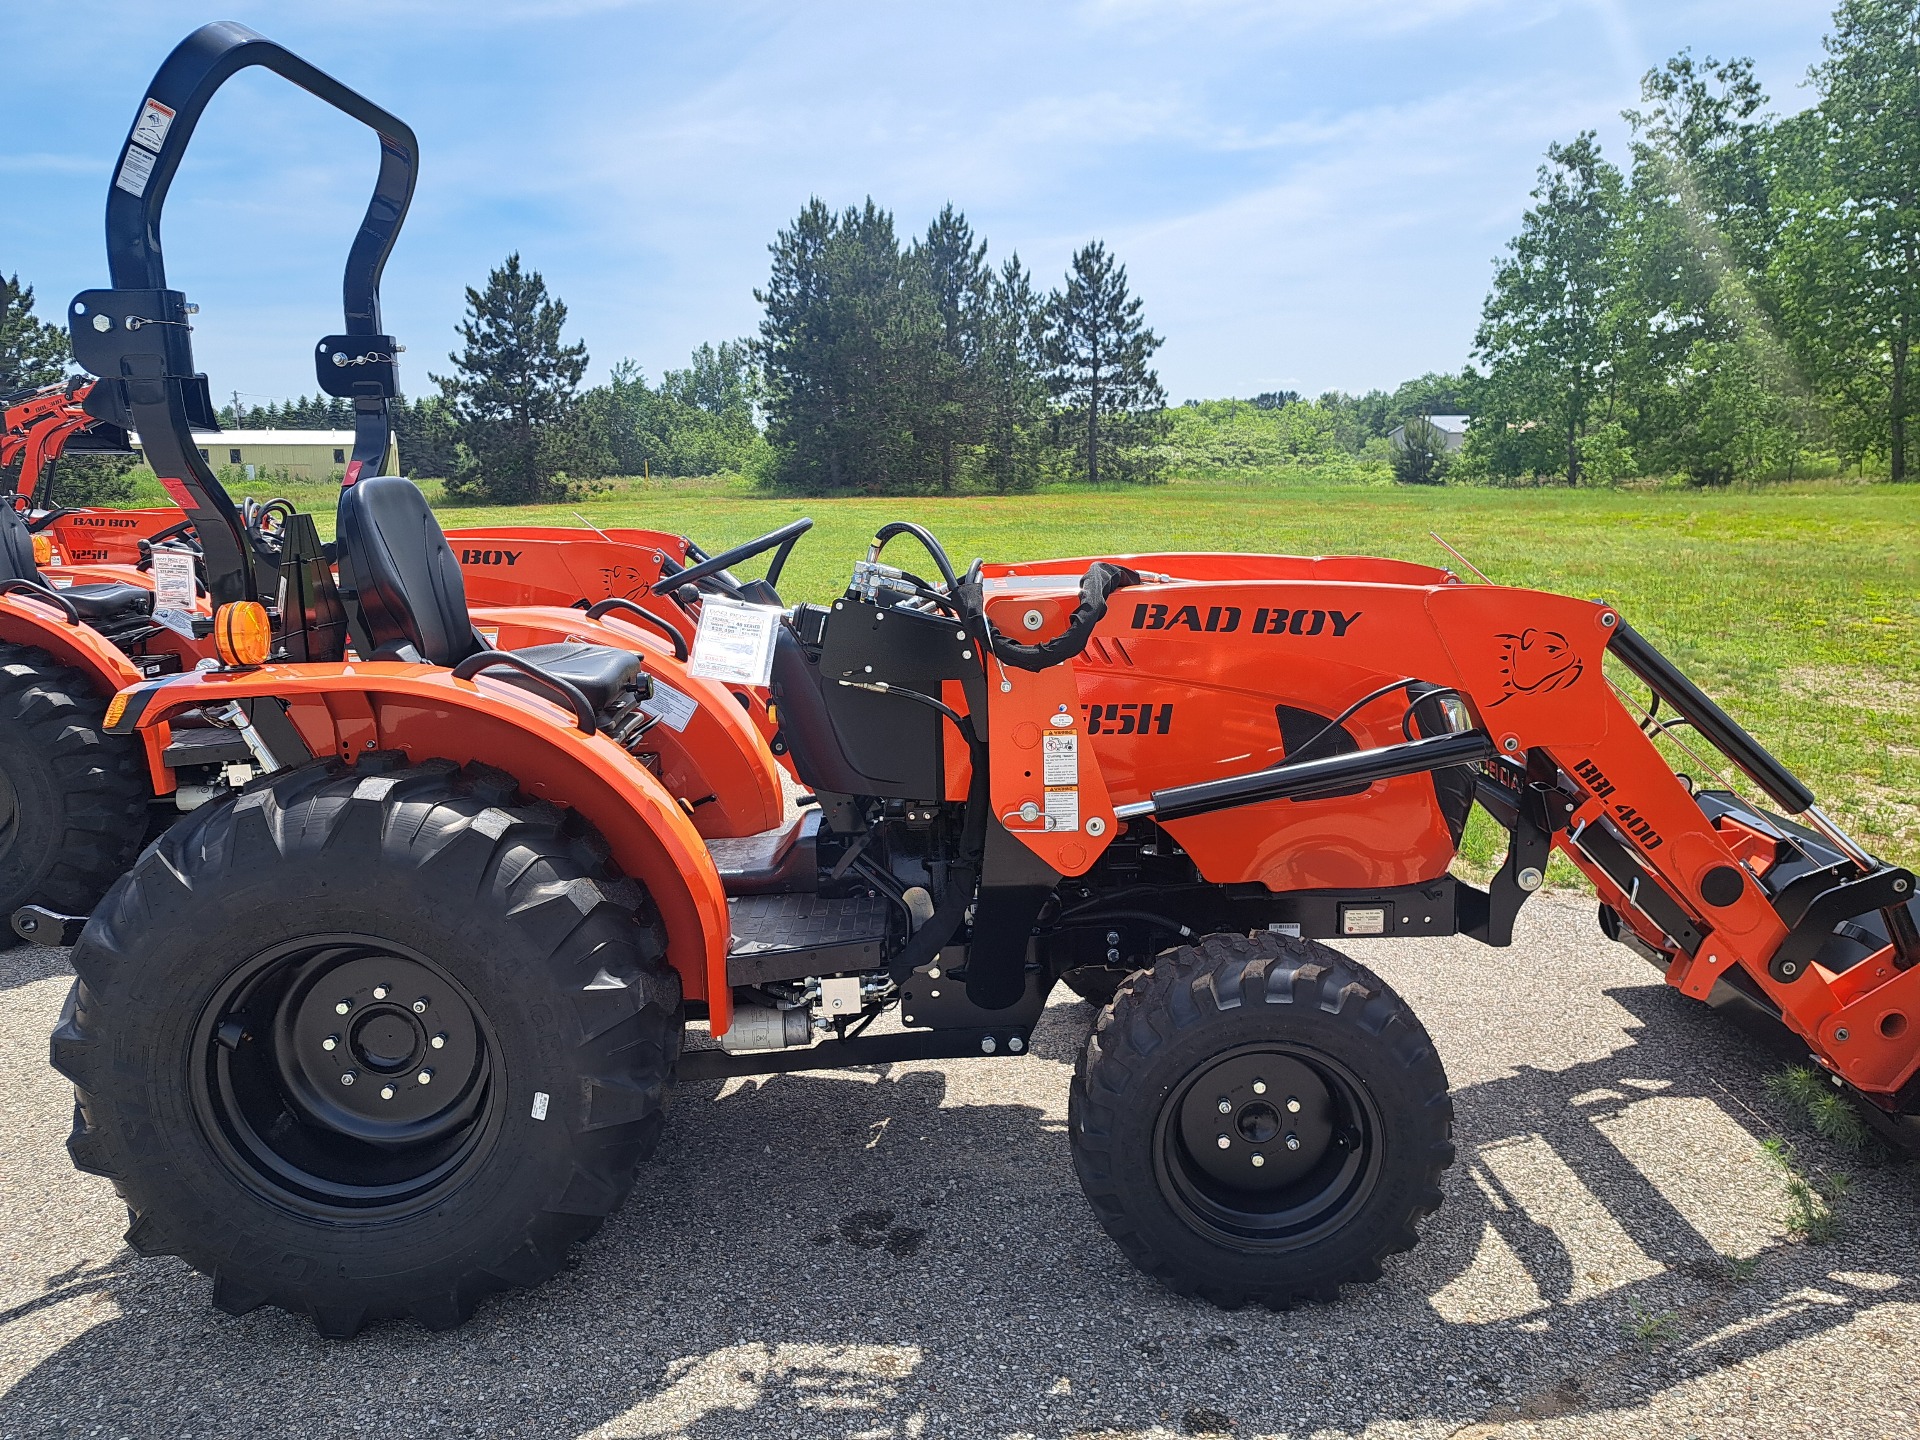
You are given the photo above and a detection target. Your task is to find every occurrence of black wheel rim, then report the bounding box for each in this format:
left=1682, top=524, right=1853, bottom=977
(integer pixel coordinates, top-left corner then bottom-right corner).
left=191, top=933, right=503, bottom=1217
left=1153, top=1043, right=1383, bottom=1251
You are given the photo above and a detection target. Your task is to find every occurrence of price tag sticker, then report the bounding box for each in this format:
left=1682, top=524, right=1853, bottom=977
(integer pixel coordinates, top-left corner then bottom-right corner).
left=151, top=548, right=196, bottom=612
left=687, top=598, right=782, bottom=688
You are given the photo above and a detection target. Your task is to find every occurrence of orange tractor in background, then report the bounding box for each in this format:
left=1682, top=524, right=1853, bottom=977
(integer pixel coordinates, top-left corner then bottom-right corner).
left=36, top=24, right=1920, bottom=1341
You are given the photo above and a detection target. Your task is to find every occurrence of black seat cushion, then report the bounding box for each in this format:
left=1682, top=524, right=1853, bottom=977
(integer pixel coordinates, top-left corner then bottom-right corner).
left=64, top=583, right=154, bottom=621
left=486, top=642, right=644, bottom=715
left=0, top=504, right=40, bottom=584
left=336, top=476, right=477, bottom=666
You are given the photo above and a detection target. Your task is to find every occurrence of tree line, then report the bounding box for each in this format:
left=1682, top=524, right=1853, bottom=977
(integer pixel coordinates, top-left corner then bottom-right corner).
left=1466, top=0, right=1920, bottom=485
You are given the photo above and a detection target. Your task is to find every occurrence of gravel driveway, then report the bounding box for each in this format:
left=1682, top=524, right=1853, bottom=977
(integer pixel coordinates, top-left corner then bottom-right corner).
left=2, top=892, right=1916, bottom=1439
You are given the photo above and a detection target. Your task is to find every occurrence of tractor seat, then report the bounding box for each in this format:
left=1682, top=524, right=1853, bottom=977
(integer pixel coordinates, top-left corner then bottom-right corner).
left=337, top=476, right=647, bottom=720
left=63, top=583, right=155, bottom=622
left=483, top=641, right=644, bottom=716
left=0, top=503, right=154, bottom=622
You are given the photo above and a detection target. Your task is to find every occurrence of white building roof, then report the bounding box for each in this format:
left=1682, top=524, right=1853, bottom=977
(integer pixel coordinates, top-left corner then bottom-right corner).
left=187, top=430, right=358, bottom=447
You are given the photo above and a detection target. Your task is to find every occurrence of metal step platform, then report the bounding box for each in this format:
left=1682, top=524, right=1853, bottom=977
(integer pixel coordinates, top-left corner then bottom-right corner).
left=725, top=891, right=891, bottom=987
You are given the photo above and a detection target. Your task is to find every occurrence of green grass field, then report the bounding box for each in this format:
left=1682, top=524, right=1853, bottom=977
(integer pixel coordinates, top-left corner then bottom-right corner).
left=141, top=471, right=1920, bottom=869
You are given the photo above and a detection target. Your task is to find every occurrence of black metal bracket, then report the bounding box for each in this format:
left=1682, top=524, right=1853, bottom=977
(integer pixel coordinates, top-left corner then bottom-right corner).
left=315, top=335, right=398, bottom=399
left=13, top=906, right=86, bottom=947
left=1464, top=773, right=1563, bottom=947
left=1768, top=866, right=1918, bottom=982
left=677, top=1026, right=1033, bottom=1081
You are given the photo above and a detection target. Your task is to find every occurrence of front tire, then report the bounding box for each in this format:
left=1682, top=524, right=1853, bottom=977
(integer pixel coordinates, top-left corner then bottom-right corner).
left=51, top=758, right=681, bottom=1336
left=1070, top=932, right=1452, bottom=1307
left=0, top=644, right=148, bottom=917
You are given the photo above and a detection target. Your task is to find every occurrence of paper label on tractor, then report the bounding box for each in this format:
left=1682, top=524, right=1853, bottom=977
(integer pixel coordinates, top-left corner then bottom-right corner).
left=152, top=549, right=195, bottom=611
left=131, top=98, right=176, bottom=151
left=115, top=144, right=156, bottom=197
left=1042, top=732, right=1078, bottom=785
left=638, top=677, right=698, bottom=732
left=1045, top=786, right=1080, bottom=833
left=688, top=598, right=781, bottom=687
left=153, top=608, right=198, bottom=641
left=476, top=627, right=499, bottom=648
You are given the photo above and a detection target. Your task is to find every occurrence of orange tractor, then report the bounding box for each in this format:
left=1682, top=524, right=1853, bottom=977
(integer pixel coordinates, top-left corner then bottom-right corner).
left=40, top=24, right=1920, bottom=1339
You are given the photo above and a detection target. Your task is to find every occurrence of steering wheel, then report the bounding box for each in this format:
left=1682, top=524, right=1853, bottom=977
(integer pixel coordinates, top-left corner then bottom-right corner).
left=651, top=518, right=812, bottom=597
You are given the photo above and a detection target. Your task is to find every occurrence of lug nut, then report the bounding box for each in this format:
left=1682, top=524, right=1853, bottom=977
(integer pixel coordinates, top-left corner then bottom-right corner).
left=412, top=999, right=428, bottom=1014
left=1252, top=1080, right=1267, bottom=1095
left=1286, top=1096, right=1301, bottom=1114
left=417, top=1069, right=433, bottom=1086
left=379, top=1085, right=395, bottom=1101
left=372, top=985, right=389, bottom=1000
left=321, top=1035, right=338, bottom=1052
left=334, top=1000, right=351, bottom=1015
left=1251, top=1153, right=1266, bottom=1168
left=1284, top=1132, right=1301, bottom=1151
left=431, top=1033, right=447, bottom=1049
left=1216, top=1097, right=1232, bottom=1114
left=1215, top=1134, right=1231, bottom=1150
left=340, top=1070, right=357, bottom=1086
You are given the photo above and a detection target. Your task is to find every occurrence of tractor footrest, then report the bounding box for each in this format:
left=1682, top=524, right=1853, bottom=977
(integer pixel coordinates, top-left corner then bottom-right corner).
left=162, top=725, right=258, bottom=769
left=704, top=809, right=818, bottom=896
left=726, top=891, right=890, bottom=987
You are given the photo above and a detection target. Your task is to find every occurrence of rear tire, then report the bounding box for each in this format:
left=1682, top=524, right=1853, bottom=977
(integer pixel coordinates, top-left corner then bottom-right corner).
left=0, top=644, right=148, bottom=917
left=1070, top=932, right=1452, bottom=1307
left=51, top=758, right=681, bottom=1336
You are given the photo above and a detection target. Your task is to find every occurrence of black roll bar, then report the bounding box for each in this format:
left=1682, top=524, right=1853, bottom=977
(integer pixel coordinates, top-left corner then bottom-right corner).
left=66, top=22, right=418, bottom=607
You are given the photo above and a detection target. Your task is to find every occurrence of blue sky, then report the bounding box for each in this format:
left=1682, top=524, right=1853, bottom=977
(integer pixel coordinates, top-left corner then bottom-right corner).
left=2, top=1, right=1839, bottom=405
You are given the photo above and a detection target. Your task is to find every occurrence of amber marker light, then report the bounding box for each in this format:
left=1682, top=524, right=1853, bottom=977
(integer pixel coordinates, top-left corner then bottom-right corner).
left=31, top=534, right=53, bottom=566
left=214, top=600, right=271, bottom=667
left=104, top=692, right=128, bottom=729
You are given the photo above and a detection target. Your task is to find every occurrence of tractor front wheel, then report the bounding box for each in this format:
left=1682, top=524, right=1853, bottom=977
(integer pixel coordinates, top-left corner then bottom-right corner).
left=1069, top=932, right=1452, bottom=1307
left=51, top=758, right=681, bottom=1336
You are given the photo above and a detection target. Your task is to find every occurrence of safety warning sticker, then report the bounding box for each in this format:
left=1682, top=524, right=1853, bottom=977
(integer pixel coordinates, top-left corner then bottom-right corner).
left=115, top=144, right=156, bottom=198
left=1042, top=731, right=1078, bottom=785
left=1044, top=787, right=1080, bottom=833
left=131, top=98, right=176, bottom=152
left=639, top=677, right=698, bottom=732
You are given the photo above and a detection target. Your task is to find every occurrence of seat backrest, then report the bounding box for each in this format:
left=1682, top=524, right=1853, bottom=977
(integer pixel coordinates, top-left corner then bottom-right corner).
left=0, top=504, right=40, bottom=584
left=335, top=476, right=477, bottom=666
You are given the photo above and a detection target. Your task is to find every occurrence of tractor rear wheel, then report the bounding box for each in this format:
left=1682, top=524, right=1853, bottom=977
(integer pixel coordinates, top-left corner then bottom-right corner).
left=1069, top=932, right=1452, bottom=1307
left=0, top=644, right=147, bottom=919
left=51, top=757, right=681, bottom=1337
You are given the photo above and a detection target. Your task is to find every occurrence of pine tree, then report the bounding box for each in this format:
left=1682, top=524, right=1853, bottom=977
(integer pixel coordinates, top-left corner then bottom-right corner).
left=755, top=199, right=940, bottom=493
left=980, top=254, right=1051, bottom=492
left=912, top=206, right=991, bottom=491
left=1044, top=242, right=1166, bottom=484
left=1, top=274, right=69, bottom=393
left=432, top=254, right=588, bottom=502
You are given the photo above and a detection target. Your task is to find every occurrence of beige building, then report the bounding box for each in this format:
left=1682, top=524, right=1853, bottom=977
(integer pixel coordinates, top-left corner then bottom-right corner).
left=134, top=429, right=401, bottom=482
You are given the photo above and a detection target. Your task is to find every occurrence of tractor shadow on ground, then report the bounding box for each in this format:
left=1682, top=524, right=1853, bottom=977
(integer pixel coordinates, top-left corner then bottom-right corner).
left=2, top=982, right=1915, bottom=1438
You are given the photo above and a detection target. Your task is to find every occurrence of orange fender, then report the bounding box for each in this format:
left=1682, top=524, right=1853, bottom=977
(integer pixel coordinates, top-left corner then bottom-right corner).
left=109, top=662, right=737, bottom=1033
left=469, top=604, right=785, bottom=838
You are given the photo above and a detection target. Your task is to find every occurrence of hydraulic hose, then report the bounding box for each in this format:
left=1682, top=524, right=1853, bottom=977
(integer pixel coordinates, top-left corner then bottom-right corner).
left=986, top=561, right=1143, bottom=672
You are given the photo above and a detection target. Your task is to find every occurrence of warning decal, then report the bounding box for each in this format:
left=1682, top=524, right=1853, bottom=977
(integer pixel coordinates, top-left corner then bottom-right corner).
left=115, top=145, right=156, bottom=198
left=1042, top=731, right=1078, bottom=785
left=131, top=98, right=176, bottom=152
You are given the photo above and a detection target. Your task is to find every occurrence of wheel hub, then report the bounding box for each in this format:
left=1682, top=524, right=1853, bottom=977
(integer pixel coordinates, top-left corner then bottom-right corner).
left=1154, top=1041, right=1383, bottom=1252
left=195, top=935, right=500, bottom=1213
left=1178, top=1052, right=1331, bottom=1190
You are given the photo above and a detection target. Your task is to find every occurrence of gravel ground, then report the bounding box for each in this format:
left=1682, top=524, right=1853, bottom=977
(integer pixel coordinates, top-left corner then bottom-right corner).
left=3, top=892, right=1917, bottom=1439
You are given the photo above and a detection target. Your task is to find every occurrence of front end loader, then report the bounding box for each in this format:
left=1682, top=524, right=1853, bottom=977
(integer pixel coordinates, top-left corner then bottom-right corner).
left=41, top=23, right=1919, bottom=1340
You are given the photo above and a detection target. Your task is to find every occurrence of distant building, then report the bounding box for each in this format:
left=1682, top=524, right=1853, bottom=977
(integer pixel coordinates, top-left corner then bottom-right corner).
left=131, top=429, right=400, bottom=481
left=1387, top=415, right=1470, bottom=454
